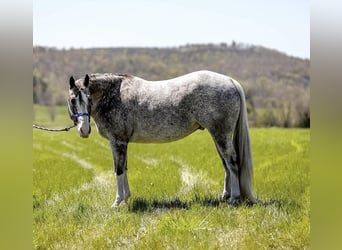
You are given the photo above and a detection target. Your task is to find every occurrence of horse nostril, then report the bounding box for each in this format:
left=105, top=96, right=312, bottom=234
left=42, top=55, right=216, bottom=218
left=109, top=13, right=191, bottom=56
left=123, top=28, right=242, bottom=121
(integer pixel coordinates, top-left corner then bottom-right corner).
left=79, top=126, right=90, bottom=137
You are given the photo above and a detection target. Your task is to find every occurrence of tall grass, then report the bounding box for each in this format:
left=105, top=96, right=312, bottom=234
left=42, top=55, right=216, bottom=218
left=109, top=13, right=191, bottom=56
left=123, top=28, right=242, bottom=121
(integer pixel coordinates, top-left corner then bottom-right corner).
left=33, top=106, right=310, bottom=249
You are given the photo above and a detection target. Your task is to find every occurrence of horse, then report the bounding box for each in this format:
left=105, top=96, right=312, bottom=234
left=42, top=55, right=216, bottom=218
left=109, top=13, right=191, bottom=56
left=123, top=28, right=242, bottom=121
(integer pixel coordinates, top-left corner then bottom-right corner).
left=68, top=70, right=256, bottom=207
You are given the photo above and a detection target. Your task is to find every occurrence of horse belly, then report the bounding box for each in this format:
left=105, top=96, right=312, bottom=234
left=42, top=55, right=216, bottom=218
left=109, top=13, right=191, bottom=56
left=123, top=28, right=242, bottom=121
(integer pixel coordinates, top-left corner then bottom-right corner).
left=130, top=119, right=200, bottom=143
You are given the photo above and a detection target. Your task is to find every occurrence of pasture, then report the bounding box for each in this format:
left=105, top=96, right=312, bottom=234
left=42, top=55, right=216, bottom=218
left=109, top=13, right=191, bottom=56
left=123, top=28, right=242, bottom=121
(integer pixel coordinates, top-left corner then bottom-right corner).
left=33, top=105, right=310, bottom=249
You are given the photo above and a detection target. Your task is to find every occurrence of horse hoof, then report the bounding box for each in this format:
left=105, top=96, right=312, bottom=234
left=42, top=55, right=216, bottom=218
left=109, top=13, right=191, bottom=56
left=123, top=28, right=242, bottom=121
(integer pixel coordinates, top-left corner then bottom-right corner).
left=111, top=198, right=124, bottom=208
left=245, top=198, right=257, bottom=206
left=228, top=197, right=241, bottom=207
left=111, top=203, right=119, bottom=208
left=124, top=196, right=131, bottom=204
left=221, top=192, right=230, bottom=201
left=124, top=193, right=131, bottom=202
left=111, top=201, right=121, bottom=208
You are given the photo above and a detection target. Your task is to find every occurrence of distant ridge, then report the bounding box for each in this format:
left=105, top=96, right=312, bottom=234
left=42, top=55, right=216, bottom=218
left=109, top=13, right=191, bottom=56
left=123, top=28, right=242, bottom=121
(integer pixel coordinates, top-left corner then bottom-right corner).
left=33, top=43, right=309, bottom=127
left=33, top=43, right=309, bottom=86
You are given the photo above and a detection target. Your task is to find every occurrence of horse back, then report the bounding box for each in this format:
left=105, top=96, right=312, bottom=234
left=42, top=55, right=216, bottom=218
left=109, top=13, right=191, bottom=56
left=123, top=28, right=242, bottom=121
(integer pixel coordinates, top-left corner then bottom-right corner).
left=121, top=71, right=241, bottom=142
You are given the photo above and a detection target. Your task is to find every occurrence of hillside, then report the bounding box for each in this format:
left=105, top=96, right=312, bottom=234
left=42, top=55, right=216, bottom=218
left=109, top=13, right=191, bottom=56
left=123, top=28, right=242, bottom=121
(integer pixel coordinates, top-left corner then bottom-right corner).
left=33, top=43, right=310, bottom=127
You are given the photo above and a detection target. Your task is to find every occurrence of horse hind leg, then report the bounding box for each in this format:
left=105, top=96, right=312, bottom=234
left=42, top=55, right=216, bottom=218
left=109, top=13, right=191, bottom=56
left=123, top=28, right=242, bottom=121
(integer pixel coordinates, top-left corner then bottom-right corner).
left=221, top=159, right=232, bottom=201
left=214, top=142, right=231, bottom=200
left=212, top=134, right=241, bottom=206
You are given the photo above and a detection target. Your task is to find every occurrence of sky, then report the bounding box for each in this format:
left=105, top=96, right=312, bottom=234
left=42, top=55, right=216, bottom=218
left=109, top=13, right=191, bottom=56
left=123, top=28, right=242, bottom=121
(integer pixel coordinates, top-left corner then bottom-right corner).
left=33, top=0, right=310, bottom=59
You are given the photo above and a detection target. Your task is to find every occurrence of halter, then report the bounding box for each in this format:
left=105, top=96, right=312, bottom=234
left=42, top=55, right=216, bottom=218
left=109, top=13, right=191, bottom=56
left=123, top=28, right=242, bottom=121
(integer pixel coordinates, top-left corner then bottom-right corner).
left=67, top=98, right=91, bottom=125
left=32, top=99, right=89, bottom=132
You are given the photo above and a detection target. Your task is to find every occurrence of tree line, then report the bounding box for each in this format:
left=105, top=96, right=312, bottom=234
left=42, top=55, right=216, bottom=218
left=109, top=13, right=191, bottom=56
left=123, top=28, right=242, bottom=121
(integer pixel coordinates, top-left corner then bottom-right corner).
left=33, top=43, right=310, bottom=127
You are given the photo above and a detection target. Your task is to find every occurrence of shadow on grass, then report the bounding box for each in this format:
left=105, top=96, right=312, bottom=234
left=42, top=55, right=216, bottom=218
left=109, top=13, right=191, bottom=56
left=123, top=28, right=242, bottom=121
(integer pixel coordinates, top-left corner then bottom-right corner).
left=128, top=195, right=298, bottom=213
left=258, top=199, right=283, bottom=207
left=129, top=195, right=225, bottom=213
left=129, top=197, right=189, bottom=212
left=256, top=198, right=303, bottom=210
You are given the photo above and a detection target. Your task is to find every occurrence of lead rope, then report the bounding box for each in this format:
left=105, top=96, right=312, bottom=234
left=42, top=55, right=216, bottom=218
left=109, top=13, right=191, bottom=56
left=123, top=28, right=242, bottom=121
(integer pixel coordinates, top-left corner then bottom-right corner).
left=33, top=124, right=76, bottom=132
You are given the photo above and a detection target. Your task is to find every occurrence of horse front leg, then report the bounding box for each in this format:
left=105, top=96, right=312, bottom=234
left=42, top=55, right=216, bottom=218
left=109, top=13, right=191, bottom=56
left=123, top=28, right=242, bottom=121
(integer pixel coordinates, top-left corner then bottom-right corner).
left=109, top=139, right=129, bottom=208
left=123, top=170, right=131, bottom=203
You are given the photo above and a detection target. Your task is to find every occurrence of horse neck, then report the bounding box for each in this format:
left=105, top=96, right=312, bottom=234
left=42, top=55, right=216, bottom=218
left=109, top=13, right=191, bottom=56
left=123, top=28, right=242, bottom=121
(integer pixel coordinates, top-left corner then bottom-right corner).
left=89, top=87, right=117, bottom=118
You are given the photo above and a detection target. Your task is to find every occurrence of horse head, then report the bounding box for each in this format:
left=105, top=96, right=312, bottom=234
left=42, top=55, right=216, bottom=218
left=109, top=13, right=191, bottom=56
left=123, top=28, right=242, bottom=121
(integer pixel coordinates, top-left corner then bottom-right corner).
left=68, top=75, right=92, bottom=138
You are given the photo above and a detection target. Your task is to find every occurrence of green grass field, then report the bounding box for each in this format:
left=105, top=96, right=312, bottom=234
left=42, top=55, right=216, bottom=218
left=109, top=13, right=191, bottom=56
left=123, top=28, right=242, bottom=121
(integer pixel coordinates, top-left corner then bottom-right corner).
left=33, top=106, right=310, bottom=249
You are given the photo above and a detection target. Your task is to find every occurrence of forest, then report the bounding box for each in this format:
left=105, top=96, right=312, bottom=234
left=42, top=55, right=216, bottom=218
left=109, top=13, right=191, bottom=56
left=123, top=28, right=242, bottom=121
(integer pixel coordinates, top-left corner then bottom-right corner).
left=33, top=42, right=310, bottom=127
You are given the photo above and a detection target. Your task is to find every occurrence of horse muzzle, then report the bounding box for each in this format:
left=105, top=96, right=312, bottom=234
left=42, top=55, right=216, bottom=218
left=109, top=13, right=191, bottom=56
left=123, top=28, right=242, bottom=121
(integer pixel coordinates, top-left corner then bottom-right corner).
left=78, top=124, right=91, bottom=138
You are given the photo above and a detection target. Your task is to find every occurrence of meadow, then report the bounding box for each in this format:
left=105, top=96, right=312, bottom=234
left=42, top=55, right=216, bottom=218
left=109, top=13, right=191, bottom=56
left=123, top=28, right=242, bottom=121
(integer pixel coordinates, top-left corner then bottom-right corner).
left=33, top=105, right=310, bottom=249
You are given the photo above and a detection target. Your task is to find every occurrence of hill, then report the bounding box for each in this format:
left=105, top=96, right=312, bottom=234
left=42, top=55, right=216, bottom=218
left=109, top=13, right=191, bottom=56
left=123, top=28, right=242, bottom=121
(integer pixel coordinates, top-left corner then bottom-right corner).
left=33, top=43, right=310, bottom=127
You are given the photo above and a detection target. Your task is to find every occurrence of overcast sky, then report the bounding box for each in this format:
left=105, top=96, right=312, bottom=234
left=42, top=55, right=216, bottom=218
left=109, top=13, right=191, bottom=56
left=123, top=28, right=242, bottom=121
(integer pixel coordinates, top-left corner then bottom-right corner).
left=33, top=0, right=310, bottom=59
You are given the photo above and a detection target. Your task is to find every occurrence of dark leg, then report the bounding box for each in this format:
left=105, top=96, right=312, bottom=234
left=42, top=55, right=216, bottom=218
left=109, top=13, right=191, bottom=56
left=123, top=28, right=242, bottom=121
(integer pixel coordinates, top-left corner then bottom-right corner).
left=212, top=134, right=241, bottom=206
left=109, top=139, right=128, bottom=208
left=214, top=142, right=231, bottom=200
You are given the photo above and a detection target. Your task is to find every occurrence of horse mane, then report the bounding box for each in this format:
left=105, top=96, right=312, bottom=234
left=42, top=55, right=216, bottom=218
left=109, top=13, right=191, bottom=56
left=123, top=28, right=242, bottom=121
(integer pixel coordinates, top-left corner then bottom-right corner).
left=89, top=73, right=133, bottom=83
left=87, top=73, right=134, bottom=118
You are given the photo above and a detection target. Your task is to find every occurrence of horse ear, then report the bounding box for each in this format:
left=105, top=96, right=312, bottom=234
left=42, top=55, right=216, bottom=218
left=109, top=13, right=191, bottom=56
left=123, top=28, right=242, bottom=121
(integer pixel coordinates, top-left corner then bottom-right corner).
left=69, top=76, right=75, bottom=89
left=84, top=74, right=90, bottom=88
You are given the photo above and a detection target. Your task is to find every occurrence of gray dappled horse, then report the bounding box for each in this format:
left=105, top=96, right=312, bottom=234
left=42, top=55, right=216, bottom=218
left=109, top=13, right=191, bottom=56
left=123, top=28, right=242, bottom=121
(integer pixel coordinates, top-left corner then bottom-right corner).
left=68, top=70, right=256, bottom=207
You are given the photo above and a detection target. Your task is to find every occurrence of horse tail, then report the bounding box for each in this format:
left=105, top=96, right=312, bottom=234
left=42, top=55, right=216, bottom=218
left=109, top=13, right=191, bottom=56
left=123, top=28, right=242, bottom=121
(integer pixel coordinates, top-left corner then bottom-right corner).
left=232, top=79, right=257, bottom=203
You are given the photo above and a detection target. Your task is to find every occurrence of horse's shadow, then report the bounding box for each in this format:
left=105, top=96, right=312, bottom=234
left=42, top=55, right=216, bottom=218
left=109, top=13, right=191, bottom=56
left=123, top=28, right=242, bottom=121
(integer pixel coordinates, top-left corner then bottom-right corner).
left=128, top=196, right=190, bottom=212
left=128, top=195, right=223, bottom=213
left=128, top=195, right=296, bottom=213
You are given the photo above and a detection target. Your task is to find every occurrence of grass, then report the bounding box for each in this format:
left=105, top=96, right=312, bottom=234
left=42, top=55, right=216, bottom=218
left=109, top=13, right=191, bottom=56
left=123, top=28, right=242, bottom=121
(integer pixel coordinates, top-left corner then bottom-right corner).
left=33, top=105, right=310, bottom=249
